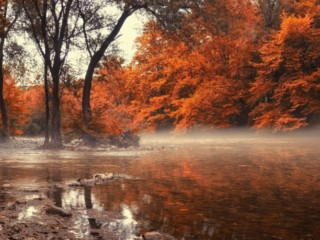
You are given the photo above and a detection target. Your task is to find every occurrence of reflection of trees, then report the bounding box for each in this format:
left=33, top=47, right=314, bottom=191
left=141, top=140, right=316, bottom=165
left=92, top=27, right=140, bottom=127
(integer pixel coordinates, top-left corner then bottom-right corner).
left=45, top=156, right=63, bottom=207
left=84, top=186, right=101, bottom=229
left=0, top=162, right=12, bottom=210
left=0, top=143, right=319, bottom=239
left=0, top=187, right=7, bottom=210
left=91, top=144, right=320, bottom=239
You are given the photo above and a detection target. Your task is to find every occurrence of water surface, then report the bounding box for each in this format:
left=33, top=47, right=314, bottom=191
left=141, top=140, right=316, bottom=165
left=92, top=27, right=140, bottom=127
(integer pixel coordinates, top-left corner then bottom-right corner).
left=1, top=136, right=320, bottom=239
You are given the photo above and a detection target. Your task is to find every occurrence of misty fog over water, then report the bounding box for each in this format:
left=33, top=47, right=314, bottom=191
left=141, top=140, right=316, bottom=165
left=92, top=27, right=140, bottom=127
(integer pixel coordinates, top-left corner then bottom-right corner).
left=1, top=131, right=320, bottom=239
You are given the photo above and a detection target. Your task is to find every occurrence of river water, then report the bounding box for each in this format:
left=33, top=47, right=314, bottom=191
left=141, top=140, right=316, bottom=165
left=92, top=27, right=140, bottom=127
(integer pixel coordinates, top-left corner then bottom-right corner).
left=0, top=135, right=320, bottom=239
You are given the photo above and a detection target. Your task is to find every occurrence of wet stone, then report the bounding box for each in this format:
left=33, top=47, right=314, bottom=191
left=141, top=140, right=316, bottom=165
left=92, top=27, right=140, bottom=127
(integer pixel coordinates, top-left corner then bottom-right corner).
left=45, top=205, right=72, bottom=217
left=143, top=231, right=176, bottom=240
left=15, top=200, right=27, bottom=205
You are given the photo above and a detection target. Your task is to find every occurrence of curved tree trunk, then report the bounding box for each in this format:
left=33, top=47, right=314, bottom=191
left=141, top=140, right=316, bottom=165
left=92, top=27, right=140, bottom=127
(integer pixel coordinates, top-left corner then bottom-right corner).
left=81, top=8, right=133, bottom=127
left=82, top=56, right=101, bottom=126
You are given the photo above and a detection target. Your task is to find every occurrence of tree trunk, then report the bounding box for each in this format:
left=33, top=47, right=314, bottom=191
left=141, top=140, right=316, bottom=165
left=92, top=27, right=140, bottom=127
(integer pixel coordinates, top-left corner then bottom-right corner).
left=44, top=63, right=50, bottom=145
left=0, top=40, right=9, bottom=142
left=81, top=9, right=132, bottom=127
left=50, top=69, right=62, bottom=148
left=0, top=76, right=9, bottom=141
left=82, top=56, right=100, bottom=126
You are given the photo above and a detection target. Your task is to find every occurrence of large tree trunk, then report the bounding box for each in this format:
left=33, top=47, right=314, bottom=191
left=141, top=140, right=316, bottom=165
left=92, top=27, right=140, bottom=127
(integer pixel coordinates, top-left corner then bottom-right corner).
left=0, top=75, right=9, bottom=141
left=81, top=9, right=132, bottom=127
left=44, top=64, right=50, bottom=145
left=0, top=40, right=9, bottom=142
left=50, top=69, right=62, bottom=148
left=82, top=56, right=101, bottom=126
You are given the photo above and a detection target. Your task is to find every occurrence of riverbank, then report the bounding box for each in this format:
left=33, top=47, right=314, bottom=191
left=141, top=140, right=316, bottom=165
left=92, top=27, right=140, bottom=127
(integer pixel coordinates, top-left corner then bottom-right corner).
left=1, top=175, right=175, bottom=240
left=1, top=134, right=319, bottom=239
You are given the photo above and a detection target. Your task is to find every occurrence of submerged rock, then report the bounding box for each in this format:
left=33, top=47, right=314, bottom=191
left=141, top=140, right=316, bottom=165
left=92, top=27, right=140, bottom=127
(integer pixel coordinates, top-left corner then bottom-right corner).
left=77, top=178, right=96, bottom=187
left=67, top=181, right=82, bottom=187
left=45, top=205, right=72, bottom=217
left=69, top=172, right=134, bottom=187
left=142, top=231, right=176, bottom=240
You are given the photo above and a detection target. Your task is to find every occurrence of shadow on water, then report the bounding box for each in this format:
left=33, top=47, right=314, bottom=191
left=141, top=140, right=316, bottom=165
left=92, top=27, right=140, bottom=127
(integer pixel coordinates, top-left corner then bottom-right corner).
left=1, top=135, right=320, bottom=239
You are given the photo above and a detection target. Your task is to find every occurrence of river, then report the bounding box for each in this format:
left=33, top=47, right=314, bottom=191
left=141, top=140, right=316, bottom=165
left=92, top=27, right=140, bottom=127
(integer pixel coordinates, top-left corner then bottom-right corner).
left=0, top=135, right=320, bottom=239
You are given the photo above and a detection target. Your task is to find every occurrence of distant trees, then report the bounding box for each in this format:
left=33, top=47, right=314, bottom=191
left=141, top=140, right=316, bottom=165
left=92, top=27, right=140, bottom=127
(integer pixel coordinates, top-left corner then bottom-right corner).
left=22, top=0, right=79, bottom=147
left=3, top=72, right=29, bottom=135
left=256, top=0, right=294, bottom=30
left=19, top=0, right=202, bottom=146
left=0, top=0, right=20, bottom=141
left=124, top=0, right=260, bottom=131
left=92, top=0, right=319, bottom=133
left=0, top=0, right=319, bottom=146
left=78, top=0, right=202, bottom=127
left=249, top=1, right=320, bottom=131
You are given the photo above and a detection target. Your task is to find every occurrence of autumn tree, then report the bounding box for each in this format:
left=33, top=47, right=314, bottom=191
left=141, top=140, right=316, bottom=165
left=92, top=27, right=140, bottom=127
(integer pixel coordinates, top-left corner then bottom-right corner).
left=22, top=0, right=80, bottom=147
left=256, top=0, right=294, bottom=30
left=23, top=85, right=46, bottom=135
left=172, top=0, right=259, bottom=129
left=0, top=0, right=20, bottom=141
left=89, top=56, right=132, bottom=135
left=77, top=0, right=202, bottom=127
left=126, top=0, right=260, bottom=131
left=248, top=1, right=320, bottom=131
left=59, top=65, right=83, bottom=132
left=1, top=70, right=30, bottom=135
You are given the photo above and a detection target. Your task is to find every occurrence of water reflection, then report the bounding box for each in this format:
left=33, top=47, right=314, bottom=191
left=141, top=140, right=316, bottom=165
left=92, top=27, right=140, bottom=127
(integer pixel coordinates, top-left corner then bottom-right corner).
left=0, top=139, right=320, bottom=239
left=18, top=206, right=38, bottom=220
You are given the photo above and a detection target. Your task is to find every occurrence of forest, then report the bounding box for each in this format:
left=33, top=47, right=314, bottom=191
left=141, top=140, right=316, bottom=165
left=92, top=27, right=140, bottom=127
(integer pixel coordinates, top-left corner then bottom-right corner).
left=0, top=0, right=319, bottom=148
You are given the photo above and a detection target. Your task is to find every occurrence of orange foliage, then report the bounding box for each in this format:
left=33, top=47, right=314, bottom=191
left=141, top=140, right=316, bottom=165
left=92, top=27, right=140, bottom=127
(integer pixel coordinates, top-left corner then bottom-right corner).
left=1, top=73, right=30, bottom=135
left=249, top=3, right=320, bottom=131
left=88, top=56, right=134, bottom=135
left=126, top=0, right=259, bottom=132
left=7, top=0, right=320, bottom=135
left=60, top=83, right=82, bottom=131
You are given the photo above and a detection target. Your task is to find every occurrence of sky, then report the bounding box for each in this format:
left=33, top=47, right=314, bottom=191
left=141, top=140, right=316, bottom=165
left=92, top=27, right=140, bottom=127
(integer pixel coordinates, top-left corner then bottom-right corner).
left=66, top=10, right=148, bottom=79
left=16, top=11, right=147, bottom=85
left=117, top=12, right=147, bottom=63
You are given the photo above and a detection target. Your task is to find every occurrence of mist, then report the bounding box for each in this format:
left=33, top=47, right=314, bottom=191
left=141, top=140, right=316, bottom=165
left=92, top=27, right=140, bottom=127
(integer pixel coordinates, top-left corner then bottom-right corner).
left=140, top=127, right=320, bottom=146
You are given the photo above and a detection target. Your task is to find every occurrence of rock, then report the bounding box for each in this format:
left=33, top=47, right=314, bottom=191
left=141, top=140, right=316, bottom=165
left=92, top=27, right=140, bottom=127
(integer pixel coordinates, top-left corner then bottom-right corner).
left=2, top=183, right=11, bottom=188
left=23, top=189, right=39, bottom=193
left=142, top=231, right=176, bottom=240
left=6, top=202, right=16, bottom=210
left=45, top=205, right=72, bottom=217
left=92, top=173, right=114, bottom=183
left=67, top=181, right=82, bottom=187
left=15, top=200, right=27, bottom=205
left=77, top=178, right=96, bottom=187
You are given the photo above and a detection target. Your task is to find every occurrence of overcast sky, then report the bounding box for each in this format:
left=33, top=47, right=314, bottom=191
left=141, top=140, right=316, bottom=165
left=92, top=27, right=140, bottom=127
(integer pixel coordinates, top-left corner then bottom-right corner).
left=14, top=10, right=147, bottom=85
left=118, top=13, right=147, bottom=63
left=66, top=11, right=147, bottom=79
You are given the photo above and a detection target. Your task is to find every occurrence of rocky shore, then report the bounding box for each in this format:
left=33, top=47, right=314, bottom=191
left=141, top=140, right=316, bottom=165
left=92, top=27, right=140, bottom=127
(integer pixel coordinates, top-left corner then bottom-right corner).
left=0, top=173, right=175, bottom=240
